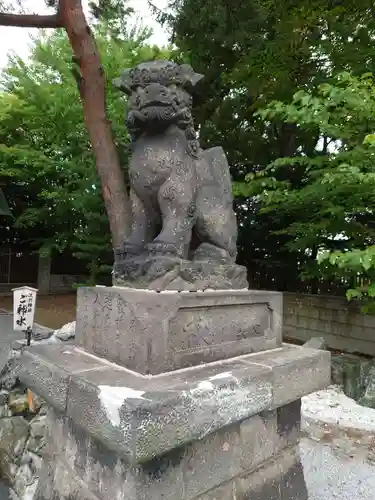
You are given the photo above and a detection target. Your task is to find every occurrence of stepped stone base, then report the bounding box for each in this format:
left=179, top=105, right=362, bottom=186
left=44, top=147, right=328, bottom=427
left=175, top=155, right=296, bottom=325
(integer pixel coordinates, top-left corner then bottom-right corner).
left=75, top=287, right=283, bottom=375
left=35, top=404, right=306, bottom=500
left=19, top=341, right=330, bottom=500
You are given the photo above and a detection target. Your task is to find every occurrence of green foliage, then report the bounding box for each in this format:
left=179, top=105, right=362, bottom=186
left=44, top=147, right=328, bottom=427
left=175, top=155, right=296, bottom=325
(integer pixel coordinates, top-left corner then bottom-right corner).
left=0, top=25, right=169, bottom=281
left=245, top=71, right=375, bottom=303
left=89, top=0, right=152, bottom=42
left=317, top=247, right=375, bottom=311
left=162, top=0, right=375, bottom=291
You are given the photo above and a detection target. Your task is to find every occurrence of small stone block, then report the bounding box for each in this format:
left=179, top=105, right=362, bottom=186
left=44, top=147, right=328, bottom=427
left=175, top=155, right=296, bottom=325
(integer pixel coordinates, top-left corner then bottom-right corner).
left=277, top=399, right=301, bottom=443
left=303, top=337, right=327, bottom=350
left=236, top=446, right=308, bottom=500
left=183, top=424, right=242, bottom=499
left=243, top=345, right=331, bottom=407
left=34, top=457, right=101, bottom=500
left=75, top=286, right=283, bottom=374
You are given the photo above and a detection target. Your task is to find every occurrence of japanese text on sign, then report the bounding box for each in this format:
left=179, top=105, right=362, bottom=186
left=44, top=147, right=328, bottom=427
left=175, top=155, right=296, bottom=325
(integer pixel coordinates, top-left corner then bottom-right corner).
left=12, top=287, right=38, bottom=331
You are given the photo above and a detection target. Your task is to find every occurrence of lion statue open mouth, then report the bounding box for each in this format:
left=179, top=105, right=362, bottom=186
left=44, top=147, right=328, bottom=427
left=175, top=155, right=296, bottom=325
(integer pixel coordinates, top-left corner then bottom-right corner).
left=113, top=60, right=247, bottom=291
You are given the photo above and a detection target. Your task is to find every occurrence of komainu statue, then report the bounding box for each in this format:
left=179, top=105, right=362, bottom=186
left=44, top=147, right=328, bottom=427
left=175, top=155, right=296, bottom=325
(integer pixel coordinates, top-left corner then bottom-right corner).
left=113, top=60, right=247, bottom=291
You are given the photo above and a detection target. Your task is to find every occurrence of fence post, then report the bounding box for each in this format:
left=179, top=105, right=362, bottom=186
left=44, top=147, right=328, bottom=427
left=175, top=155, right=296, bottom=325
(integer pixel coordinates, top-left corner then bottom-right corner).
left=7, top=248, right=11, bottom=284
left=37, top=254, right=52, bottom=294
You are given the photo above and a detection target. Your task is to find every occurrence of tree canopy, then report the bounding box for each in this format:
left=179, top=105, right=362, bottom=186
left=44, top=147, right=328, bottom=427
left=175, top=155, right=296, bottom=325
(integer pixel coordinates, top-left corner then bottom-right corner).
left=158, top=0, right=375, bottom=294
left=0, top=25, right=168, bottom=281
left=245, top=72, right=375, bottom=302
left=2, top=0, right=375, bottom=295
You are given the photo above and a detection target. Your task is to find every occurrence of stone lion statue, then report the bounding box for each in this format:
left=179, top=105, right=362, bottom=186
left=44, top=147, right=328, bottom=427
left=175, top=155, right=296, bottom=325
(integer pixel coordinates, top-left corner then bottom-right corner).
left=113, top=60, right=247, bottom=290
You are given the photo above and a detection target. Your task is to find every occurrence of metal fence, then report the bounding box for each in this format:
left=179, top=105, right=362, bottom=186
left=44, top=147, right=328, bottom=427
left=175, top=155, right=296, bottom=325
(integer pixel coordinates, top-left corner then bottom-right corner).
left=0, top=248, right=38, bottom=286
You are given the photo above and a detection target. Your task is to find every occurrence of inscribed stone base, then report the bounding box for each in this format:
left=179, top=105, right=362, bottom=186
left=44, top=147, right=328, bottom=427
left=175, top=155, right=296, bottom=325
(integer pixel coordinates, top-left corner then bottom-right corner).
left=18, top=342, right=330, bottom=499
left=75, top=286, right=283, bottom=374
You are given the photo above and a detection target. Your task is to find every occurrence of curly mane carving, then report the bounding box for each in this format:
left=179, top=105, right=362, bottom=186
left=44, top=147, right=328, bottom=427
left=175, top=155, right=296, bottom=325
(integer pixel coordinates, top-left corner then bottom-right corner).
left=112, top=60, right=247, bottom=291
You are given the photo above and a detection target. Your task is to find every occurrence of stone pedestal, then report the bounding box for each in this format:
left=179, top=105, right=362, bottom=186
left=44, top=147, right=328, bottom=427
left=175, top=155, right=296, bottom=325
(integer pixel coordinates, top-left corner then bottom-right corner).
left=76, top=287, right=283, bottom=374
left=18, top=287, right=330, bottom=500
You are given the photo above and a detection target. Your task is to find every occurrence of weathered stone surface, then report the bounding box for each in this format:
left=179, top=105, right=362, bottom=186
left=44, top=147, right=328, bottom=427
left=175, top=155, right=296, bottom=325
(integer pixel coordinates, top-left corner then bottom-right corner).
left=112, top=60, right=246, bottom=291
left=18, top=344, right=108, bottom=411
left=33, top=401, right=303, bottom=500
left=245, top=345, right=331, bottom=407
left=0, top=417, right=29, bottom=481
left=0, top=329, right=74, bottom=499
left=53, top=322, right=76, bottom=341
left=19, top=342, right=330, bottom=466
left=358, top=365, right=375, bottom=409
left=237, top=446, right=308, bottom=500
left=198, top=447, right=307, bottom=499
left=331, top=352, right=375, bottom=404
left=183, top=423, right=242, bottom=499
left=277, top=399, right=301, bottom=445
left=34, top=406, right=307, bottom=500
left=114, top=256, right=248, bottom=291
left=30, top=415, right=47, bottom=439
left=303, top=336, right=327, bottom=350
left=0, top=357, right=21, bottom=392
left=76, top=286, right=283, bottom=374
left=14, top=463, right=34, bottom=499
left=34, top=458, right=100, bottom=500
left=67, top=358, right=273, bottom=464
left=0, top=353, right=47, bottom=500
left=0, top=417, right=29, bottom=459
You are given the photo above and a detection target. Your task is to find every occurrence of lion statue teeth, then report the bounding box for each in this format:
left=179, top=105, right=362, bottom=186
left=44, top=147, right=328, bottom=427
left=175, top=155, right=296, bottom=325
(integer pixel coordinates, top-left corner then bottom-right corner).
left=113, top=60, right=248, bottom=291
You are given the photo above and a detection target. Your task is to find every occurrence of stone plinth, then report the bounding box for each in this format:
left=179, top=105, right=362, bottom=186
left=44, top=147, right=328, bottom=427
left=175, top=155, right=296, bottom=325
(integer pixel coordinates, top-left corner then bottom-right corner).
left=18, top=342, right=330, bottom=500
left=76, top=287, right=283, bottom=375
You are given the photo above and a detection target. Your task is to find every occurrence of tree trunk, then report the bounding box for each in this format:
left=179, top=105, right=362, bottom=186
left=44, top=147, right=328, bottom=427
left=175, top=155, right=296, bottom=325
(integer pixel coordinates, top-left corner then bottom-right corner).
left=58, top=0, right=131, bottom=249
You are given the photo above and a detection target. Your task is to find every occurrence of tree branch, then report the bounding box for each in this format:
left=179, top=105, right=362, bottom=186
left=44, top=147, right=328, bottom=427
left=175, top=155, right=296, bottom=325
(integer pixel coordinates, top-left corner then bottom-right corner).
left=0, top=12, right=63, bottom=28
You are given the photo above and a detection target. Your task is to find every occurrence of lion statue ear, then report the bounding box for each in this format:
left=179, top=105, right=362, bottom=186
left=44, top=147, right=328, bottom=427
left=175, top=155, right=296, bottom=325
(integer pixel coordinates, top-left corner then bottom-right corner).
left=190, top=72, right=204, bottom=86
left=179, top=64, right=204, bottom=88
left=113, top=71, right=132, bottom=95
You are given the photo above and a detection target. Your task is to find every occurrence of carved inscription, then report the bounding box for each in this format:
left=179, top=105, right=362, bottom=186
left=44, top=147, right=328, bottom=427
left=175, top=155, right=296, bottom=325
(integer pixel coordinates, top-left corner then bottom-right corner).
left=169, top=303, right=272, bottom=352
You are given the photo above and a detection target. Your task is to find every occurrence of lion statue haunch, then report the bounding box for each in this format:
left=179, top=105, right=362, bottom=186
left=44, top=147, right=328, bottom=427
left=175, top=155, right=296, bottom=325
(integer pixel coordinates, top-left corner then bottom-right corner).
left=113, top=60, right=247, bottom=291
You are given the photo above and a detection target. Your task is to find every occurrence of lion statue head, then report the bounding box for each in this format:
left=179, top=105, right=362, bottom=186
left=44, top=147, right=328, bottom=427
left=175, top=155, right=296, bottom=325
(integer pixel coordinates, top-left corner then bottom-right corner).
left=114, top=60, right=203, bottom=153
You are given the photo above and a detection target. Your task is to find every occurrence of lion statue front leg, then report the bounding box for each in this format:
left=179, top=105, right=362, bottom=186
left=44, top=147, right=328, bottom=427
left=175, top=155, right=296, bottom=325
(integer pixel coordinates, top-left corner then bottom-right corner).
left=122, top=189, right=159, bottom=254
left=147, top=165, right=197, bottom=259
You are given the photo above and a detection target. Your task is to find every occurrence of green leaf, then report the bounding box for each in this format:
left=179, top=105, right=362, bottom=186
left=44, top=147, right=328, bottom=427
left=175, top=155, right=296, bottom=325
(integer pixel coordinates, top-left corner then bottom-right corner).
left=0, top=22, right=171, bottom=282
left=363, top=134, right=375, bottom=146
left=362, top=253, right=372, bottom=271
left=347, top=288, right=363, bottom=300
left=367, top=283, right=375, bottom=297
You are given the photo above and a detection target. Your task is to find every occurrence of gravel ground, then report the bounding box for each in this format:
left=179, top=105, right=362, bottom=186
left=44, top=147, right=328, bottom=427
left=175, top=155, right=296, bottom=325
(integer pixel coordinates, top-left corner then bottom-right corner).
left=302, top=437, right=375, bottom=500
left=302, top=386, right=375, bottom=499
left=302, top=386, right=375, bottom=433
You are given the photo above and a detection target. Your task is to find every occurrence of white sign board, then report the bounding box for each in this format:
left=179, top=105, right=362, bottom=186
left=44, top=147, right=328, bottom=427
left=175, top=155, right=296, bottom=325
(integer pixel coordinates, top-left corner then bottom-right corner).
left=12, top=286, right=38, bottom=331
